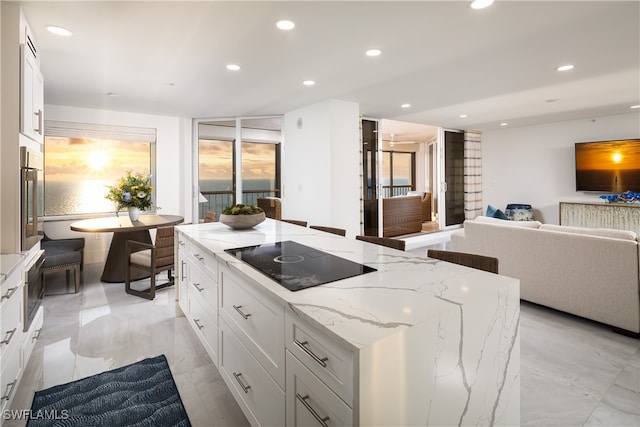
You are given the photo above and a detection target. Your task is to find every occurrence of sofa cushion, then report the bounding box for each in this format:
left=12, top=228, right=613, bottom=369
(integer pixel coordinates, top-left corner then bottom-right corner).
left=486, top=205, right=509, bottom=220
left=474, top=216, right=542, bottom=228
left=539, top=224, right=637, bottom=241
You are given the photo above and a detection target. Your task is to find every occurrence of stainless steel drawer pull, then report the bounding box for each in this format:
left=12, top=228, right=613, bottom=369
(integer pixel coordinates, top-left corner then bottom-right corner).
left=33, top=328, right=42, bottom=340
left=193, top=319, right=204, bottom=330
left=233, top=305, right=251, bottom=320
left=193, top=283, right=204, bottom=292
left=181, top=261, right=187, bottom=280
left=179, top=240, right=186, bottom=246
left=1, top=328, right=17, bottom=345
left=296, top=394, right=330, bottom=427
left=233, top=372, right=251, bottom=394
left=1, top=286, right=18, bottom=300
left=294, top=339, right=328, bottom=367
left=1, top=380, right=17, bottom=401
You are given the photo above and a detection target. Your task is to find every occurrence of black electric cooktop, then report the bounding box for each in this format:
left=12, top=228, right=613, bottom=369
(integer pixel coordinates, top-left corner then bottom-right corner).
left=224, top=240, right=377, bottom=291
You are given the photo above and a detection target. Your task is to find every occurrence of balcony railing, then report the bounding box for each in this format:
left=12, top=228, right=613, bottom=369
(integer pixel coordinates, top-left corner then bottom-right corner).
left=199, top=189, right=278, bottom=221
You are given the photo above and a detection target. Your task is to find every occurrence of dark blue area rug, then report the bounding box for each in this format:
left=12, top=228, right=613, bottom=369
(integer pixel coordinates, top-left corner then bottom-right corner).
left=27, top=355, right=191, bottom=427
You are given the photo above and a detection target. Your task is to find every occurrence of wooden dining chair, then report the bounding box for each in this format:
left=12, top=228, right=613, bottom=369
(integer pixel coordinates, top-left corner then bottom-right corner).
left=356, top=235, right=406, bottom=251
left=204, top=211, right=217, bottom=222
left=427, top=249, right=499, bottom=274
left=281, top=219, right=308, bottom=227
left=310, top=225, right=347, bottom=236
left=125, top=225, right=175, bottom=299
left=257, top=198, right=282, bottom=220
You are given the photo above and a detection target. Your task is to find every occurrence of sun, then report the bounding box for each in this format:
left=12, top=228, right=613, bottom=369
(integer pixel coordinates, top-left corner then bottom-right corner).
left=612, top=152, right=623, bottom=163
left=87, top=150, right=109, bottom=170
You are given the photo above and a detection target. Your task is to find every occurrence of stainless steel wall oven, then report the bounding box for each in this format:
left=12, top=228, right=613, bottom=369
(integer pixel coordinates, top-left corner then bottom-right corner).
left=20, top=146, right=44, bottom=251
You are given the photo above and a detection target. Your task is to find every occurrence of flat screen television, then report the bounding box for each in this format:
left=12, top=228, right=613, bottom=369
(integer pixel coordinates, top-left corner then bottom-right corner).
left=575, top=139, right=640, bottom=192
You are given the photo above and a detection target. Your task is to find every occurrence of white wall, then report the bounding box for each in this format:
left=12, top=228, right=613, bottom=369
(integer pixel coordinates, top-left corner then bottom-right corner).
left=283, top=99, right=361, bottom=236
left=482, top=112, right=640, bottom=224
left=43, top=104, right=189, bottom=263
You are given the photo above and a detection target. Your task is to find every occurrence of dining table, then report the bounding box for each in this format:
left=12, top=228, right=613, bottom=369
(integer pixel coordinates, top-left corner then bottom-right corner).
left=70, top=214, right=183, bottom=283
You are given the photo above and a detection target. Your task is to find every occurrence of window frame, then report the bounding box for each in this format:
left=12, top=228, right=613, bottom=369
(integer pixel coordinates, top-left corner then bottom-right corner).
left=43, top=120, right=157, bottom=220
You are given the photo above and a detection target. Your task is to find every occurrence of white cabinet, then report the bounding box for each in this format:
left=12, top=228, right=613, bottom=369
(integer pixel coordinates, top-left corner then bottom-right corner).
left=20, top=43, right=44, bottom=144
left=0, top=258, right=25, bottom=418
left=178, top=237, right=220, bottom=367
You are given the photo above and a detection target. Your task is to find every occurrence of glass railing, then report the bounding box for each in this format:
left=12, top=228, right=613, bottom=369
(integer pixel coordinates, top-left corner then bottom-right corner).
left=199, top=190, right=279, bottom=221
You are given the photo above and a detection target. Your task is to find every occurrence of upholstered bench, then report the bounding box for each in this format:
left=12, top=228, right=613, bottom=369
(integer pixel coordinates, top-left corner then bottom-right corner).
left=41, top=234, right=85, bottom=293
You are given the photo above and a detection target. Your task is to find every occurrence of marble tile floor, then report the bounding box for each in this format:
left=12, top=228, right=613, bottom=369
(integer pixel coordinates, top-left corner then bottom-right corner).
left=7, top=258, right=640, bottom=427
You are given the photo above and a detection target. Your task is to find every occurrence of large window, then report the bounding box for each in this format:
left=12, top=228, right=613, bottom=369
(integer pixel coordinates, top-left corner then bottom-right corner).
left=197, top=117, right=282, bottom=221
left=44, top=121, right=155, bottom=216
left=382, top=150, right=415, bottom=197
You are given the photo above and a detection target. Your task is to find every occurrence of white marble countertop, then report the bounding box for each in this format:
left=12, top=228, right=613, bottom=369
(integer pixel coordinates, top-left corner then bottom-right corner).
left=0, top=253, right=26, bottom=285
left=177, top=219, right=519, bottom=351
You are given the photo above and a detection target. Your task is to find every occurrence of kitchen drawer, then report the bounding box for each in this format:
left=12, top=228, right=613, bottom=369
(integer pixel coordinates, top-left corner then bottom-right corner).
left=286, top=351, right=353, bottom=427
left=0, top=343, right=23, bottom=414
left=1, top=283, right=23, bottom=359
left=189, top=260, right=218, bottom=313
left=220, top=266, right=284, bottom=388
left=1, top=266, right=22, bottom=301
left=188, top=290, right=218, bottom=366
left=220, top=320, right=285, bottom=427
left=23, top=306, right=43, bottom=367
left=286, top=309, right=354, bottom=405
left=189, top=241, right=218, bottom=282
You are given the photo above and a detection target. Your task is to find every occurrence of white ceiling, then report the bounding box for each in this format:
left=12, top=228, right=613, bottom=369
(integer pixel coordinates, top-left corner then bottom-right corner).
left=18, top=0, right=640, bottom=137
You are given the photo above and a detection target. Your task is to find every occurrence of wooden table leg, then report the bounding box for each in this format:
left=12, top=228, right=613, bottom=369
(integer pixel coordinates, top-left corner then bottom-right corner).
left=101, top=230, right=152, bottom=283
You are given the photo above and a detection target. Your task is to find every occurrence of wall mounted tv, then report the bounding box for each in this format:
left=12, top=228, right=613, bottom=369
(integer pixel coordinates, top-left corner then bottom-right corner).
left=575, top=139, right=640, bottom=192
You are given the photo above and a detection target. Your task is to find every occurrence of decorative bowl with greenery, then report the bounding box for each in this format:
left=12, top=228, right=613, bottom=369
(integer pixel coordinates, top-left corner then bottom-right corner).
left=220, top=204, right=265, bottom=229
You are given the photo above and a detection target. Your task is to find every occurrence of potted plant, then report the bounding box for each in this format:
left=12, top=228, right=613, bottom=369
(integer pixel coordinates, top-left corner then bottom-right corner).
left=219, top=204, right=265, bottom=229
left=105, top=171, right=153, bottom=221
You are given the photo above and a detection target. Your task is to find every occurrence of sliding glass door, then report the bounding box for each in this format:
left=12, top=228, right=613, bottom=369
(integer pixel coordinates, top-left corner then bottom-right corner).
left=443, top=130, right=465, bottom=227
left=361, top=119, right=380, bottom=236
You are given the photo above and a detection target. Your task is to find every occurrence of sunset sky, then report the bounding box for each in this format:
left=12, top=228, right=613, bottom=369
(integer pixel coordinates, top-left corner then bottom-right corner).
left=576, top=140, right=640, bottom=170
left=44, top=137, right=151, bottom=181
left=198, top=139, right=276, bottom=180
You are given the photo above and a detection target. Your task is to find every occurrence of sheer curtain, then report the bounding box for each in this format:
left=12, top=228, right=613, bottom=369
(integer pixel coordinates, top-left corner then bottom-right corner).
left=464, top=131, right=483, bottom=219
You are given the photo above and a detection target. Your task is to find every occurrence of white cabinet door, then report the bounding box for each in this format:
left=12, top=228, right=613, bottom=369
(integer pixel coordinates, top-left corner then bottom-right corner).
left=286, top=351, right=353, bottom=427
left=20, top=46, right=44, bottom=144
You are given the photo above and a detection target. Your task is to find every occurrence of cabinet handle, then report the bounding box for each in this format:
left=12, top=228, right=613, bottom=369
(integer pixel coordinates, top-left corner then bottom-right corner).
left=181, top=261, right=187, bottom=281
left=193, top=318, right=204, bottom=330
left=179, top=240, right=186, bottom=246
left=232, top=372, right=251, bottom=394
left=294, top=339, right=328, bottom=368
left=233, top=305, right=251, bottom=320
left=193, top=253, right=205, bottom=262
left=1, top=328, right=17, bottom=345
left=33, top=328, right=42, bottom=340
left=193, top=283, right=204, bottom=292
left=34, top=109, right=43, bottom=134
left=1, top=380, right=17, bottom=401
left=296, top=394, right=330, bottom=427
left=1, top=286, right=18, bottom=300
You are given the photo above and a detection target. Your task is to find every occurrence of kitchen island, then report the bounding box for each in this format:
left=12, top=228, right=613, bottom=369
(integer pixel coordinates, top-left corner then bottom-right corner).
left=175, top=219, right=520, bottom=426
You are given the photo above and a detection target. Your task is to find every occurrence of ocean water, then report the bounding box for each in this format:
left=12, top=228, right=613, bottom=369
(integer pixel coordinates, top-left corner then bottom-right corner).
left=45, top=178, right=278, bottom=217
left=45, top=180, right=113, bottom=216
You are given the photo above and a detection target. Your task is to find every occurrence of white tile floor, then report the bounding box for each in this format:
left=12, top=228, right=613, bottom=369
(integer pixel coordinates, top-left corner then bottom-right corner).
left=7, top=254, right=640, bottom=427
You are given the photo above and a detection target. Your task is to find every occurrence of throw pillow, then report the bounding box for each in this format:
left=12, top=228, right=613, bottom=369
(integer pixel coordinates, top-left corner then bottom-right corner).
left=486, top=205, right=509, bottom=220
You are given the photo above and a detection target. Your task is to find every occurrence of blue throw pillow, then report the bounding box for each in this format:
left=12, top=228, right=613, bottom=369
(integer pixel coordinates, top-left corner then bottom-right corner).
left=486, top=205, right=509, bottom=220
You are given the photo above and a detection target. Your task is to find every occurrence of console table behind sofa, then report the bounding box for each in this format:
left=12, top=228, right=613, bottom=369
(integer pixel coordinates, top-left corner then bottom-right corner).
left=560, top=202, right=640, bottom=236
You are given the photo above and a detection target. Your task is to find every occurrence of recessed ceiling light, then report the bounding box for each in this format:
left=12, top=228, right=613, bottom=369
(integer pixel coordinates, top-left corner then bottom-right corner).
left=226, top=64, right=240, bottom=71
left=302, top=80, right=316, bottom=86
left=46, top=25, right=72, bottom=37
left=631, top=105, right=640, bottom=109
left=470, top=0, right=494, bottom=10
left=276, top=20, right=295, bottom=30
left=556, top=64, right=575, bottom=72
left=500, top=122, right=508, bottom=126
left=401, top=103, right=411, bottom=109
left=366, top=49, right=382, bottom=57
left=459, top=114, right=468, bottom=118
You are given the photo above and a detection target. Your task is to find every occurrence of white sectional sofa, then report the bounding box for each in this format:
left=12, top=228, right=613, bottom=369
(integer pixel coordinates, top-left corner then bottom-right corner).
left=451, top=216, right=640, bottom=334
